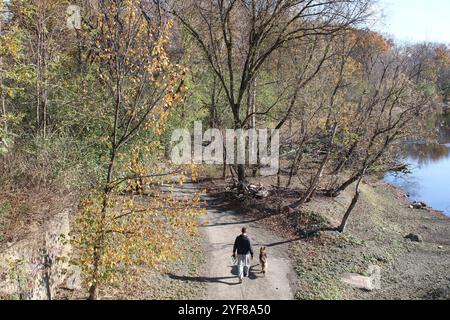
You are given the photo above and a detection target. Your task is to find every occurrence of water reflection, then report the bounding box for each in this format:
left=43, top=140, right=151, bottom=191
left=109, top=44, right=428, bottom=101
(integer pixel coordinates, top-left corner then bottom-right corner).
left=401, top=143, right=450, bottom=167
left=385, top=114, right=450, bottom=216
left=438, top=113, right=450, bottom=142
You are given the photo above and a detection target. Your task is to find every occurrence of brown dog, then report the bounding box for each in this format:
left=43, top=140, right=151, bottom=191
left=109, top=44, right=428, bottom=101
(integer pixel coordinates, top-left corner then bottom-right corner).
left=259, top=247, right=268, bottom=276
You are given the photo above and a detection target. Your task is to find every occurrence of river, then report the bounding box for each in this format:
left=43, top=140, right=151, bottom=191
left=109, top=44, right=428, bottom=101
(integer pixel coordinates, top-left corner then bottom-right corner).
left=385, top=114, right=450, bottom=217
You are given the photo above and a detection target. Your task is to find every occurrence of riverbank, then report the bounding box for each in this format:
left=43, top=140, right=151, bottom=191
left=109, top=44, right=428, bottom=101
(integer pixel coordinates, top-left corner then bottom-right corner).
left=1, top=174, right=448, bottom=300
left=385, top=138, right=450, bottom=217
left=201, top=176, right=450, bottom=300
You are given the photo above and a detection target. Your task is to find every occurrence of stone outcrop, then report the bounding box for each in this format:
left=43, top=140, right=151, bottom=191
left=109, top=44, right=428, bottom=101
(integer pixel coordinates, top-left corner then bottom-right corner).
left=340, top=265, right=381, bottom=291
left=0, top=210, right=79, bottom=300
left=405, top=233, right=424, bottom=242
left=409, top=201, right=427, bottom=210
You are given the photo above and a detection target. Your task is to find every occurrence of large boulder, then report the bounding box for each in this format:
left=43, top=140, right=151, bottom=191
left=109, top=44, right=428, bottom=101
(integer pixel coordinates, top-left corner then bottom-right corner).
left=410, top=201, right=427, bottom=210
left=341, top=265, right=381, bottom=291
left=0, top=211, right=76, bottom=300
left=405, top=233, right=423, bottom=242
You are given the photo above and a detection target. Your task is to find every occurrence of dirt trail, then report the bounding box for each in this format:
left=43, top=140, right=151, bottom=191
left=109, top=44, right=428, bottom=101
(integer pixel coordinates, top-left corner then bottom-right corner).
left=170, top=183, right=296, bottom=300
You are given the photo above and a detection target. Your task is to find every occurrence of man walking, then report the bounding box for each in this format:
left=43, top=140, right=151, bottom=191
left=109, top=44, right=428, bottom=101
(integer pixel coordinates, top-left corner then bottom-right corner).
left=233, top=227, right=254, bottom=283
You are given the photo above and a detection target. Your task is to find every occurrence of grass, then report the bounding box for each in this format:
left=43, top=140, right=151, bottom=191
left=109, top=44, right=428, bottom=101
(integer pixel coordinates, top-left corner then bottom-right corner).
left=290, top=211, right=400, bottom=300
left=289, top=183, right=420, bottom=300
left=288, top=210, right=330, bottom=236
left=292, top=238, right=345, bottom=300
left=94, top=225, right=207, bottom=300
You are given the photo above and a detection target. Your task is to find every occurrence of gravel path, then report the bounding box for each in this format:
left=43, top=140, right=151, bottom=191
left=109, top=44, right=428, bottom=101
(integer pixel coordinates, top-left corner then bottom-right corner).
left=169, top=183, right=297, bottom=300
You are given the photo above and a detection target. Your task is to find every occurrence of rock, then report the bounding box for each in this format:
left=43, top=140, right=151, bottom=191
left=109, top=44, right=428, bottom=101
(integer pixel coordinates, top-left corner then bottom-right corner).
left=405, top=233, right=423, bottom=242
left=0, top=211, right=73, bottom=300
left=230, top=183, right=269, bottom=199
left=287, top=207, right=296, bottom=215
left=64, top=266, right=82, bottom=291
left=410, top=201, right=427, bottom=210
left=438, top=245, right=443, bottom=250
left=341, top=274, right=372, bottom=290
left=256, top=189, right=269, bottom=198
left=341, top=273, right=376, bottom=291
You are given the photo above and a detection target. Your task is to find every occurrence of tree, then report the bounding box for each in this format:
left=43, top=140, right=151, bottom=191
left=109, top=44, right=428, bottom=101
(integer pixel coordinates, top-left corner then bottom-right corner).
left=0, top=0, right=6, bottom=134
left=7, top=0, right=69, bottom=137
left=327, top=47, right=434, bottom=199
left=72, top=0, right=203, bottom=300
left=434, top=45, right=450, bottom=104
left=0, top=0, right=26, bottom=155
left=280, top=29, right=434, bottom=230
left=325, top=43, right=434, bottom=231
left=337, top=167, right=364, bottom=233
left=286, top=31, right=358, bottom=208
left=170, top=0, right=371, bottom=186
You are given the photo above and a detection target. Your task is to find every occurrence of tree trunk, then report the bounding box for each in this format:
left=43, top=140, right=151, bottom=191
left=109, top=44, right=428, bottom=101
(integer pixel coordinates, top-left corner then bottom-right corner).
left=286, top=139, right=306, bottom=188
left=247, top=77, right=258, bottom=177
left=1, top=91, right=5, bottom=133
left=277, top=166, right=281, bottom=188
left=88, top=141, right=118, bottom=300
left=251, top=77, right=256, bottom=129
left=88, top=284, right=98, bottom=300
left=0, top=17, right=6, bottom=134
left=233, top=105, right=247, bottom=186
left=252, top=144, right=259, bottom=178
left=328, top=173, right=360, bottom=198
left=36, top=28, right=42, bottom=129
left=333, top=142, right=357, bottom=174
left=222, top=137, right=227, bottom=178
left=329, top=137, right=392, bottom=197
left=337, top=169, right=365, bottom=233
left=337, top=187, right=360, bottom=233
left=290, top=125, right=337, bottom=208
left=237, top=163, right=247, bottom=187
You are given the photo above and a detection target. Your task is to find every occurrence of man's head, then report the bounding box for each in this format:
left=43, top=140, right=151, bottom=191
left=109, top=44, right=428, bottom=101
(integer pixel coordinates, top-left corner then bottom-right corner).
left=241, top=227, right=247, bottom=234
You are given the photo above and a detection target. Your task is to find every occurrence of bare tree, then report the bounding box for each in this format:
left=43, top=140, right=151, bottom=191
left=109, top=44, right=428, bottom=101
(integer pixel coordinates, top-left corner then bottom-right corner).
left=326, top=48, right=433, bottom=198
left=169, top=0, right=371, bottom=186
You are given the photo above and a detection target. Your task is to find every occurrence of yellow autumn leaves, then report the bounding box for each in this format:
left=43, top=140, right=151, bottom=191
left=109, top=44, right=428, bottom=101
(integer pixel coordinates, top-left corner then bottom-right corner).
left=71, top=0, right=204, bottom=296
left=74, top=176, right=205, bottom=289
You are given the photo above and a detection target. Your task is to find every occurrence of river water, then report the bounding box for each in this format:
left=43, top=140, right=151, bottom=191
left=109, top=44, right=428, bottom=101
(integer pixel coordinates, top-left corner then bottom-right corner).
left=385, top=114, right=450, bottom=217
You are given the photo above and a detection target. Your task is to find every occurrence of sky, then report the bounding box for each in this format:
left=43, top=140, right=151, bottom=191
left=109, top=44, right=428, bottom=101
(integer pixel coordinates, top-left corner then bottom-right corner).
left=374, top=0, right=450, bottom=44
